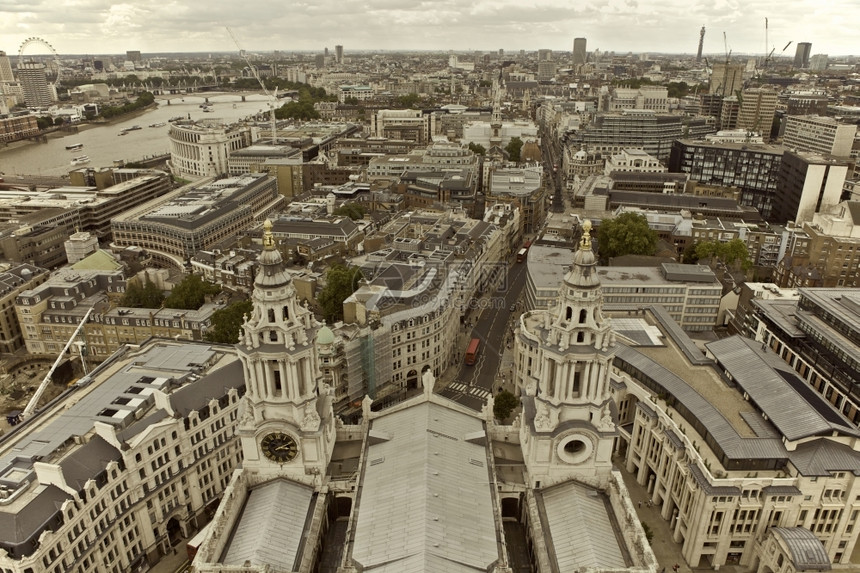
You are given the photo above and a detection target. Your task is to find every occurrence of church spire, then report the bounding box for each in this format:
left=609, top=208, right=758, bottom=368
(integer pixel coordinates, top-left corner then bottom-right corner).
left=544, top=219, right=613, bottom=352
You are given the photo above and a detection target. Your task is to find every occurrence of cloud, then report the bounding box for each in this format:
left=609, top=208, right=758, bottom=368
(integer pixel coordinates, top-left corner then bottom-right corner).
left=0, top=0, right=856, bottom=56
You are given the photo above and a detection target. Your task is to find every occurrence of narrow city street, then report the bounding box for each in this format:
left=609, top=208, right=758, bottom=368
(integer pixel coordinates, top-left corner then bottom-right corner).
left=437, top=254, right=529, bottom=410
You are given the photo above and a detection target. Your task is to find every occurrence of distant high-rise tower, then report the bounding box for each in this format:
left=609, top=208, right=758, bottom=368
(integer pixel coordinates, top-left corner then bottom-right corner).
left=0, top=51, right=14, bottom=83
left=335, top=45, right=343, bottom=64
left=17, top=62, right=52, bottom=108
left=794, top=42, right=811, bottom=68
left=538, top=49, right=552, bottom=61
left=696, top=26, right=705, bottom=62
left=573, top=37, right=587, bottom=66
left=709, top=62, right=744, bottom=96
left=126, top=50, right=141, bottom=63
left=809, top=54, right=828, bottom=71
left=737, top=88, right=778, bottom=134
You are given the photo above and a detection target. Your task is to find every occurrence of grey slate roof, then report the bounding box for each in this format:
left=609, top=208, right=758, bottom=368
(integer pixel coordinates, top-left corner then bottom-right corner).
left=772, top=527, right=831, bottom=571
left=170, top=359, right=245, bottom=417
left=0, top=485, right=71, bottom=544
left=58, top=435, right=121, bottom=492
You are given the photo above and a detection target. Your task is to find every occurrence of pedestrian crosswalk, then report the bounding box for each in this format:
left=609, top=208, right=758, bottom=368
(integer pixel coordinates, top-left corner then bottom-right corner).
left=448, top=382, right=492, bottom=400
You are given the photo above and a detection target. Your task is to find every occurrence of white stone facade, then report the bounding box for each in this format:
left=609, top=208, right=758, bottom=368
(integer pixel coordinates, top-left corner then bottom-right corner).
left=0, top=342, right=246, bottom=573
left=168, top=122, right=256, bottom=180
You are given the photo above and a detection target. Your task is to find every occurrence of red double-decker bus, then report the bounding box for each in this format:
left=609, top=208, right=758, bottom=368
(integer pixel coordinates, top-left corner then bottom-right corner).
left=465, top=338, right=480, bottom=365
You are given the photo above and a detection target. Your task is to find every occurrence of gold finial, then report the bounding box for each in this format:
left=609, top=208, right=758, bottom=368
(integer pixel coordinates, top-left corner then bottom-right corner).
left=263, top=219, right=275, bottom=250
left=580, top=219, right=592, bottom=251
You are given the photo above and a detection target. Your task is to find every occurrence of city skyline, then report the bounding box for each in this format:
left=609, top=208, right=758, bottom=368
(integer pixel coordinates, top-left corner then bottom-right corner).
left=1, top=0, right=858, bottom=58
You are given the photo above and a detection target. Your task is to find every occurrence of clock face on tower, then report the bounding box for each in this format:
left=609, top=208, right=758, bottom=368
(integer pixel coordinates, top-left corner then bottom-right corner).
left=261, top=432, right=299, bottom=463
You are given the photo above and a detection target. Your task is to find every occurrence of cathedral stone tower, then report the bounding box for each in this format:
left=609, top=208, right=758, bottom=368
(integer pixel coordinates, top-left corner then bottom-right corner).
left=236, top=220, right=335, bottom=481
left=515, top=220, right=617, bottom=488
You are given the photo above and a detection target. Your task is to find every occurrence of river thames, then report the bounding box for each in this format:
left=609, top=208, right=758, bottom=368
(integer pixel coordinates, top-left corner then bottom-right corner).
left=0, top=93, right=272, bottom=178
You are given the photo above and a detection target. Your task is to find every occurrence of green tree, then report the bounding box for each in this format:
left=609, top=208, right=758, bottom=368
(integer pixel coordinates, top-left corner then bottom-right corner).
left=333, top=203, right=365, bottom=220
left=36, top=116, right=52, bottom=130
left=596, top=213, right=658, bottom=261
left=163, top=274, right=221, bottom=310
left=468, top=142, right=486, bottom=156
left=493, top=390, right=519, bottom=421
left=395, top=93, right=420, bottom=108
left=695, top=239, right=751, bottom=271
left=317, top=265, right=363, bottom=323
left=640, top=521, right=654, bottom=544
left=344, top=96, right=359, bottom=105
left=98, top=91, right=155, bottom=120
left=204, top=299, right=253, bottom=344
left=682, top=242, right=700, bottom=264
left=121, top=277, right=165, bottom=308
left=275, top=100, right=320, bottom=120
left=505, top=137, right=523, bottom=163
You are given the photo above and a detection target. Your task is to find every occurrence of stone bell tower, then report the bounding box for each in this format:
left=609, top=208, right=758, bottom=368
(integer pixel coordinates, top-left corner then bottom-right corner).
left=515, top=220, right=618, bottom=488
left=235, top=220, right=335, bottom=482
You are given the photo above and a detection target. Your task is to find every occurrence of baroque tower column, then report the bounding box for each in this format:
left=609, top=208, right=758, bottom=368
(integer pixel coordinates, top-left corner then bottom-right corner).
left=235, top=220, right=336, bottom=481
left=514, top=220, right=618, bottom=488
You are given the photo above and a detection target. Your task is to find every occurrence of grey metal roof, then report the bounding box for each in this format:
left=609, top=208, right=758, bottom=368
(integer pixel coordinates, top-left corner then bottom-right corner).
left=221, top=479, right=315, bottom=571
left=540, top=482, right=627, bottom=571
left=58, top=435, right=121, bottom=492
left=607, top=190, right=760, bottom=220
left=646, top=305, right=712, bottom=365
left=761, top=485, right=802, bottom=496
left=615, top=344, right=787, bottom=461
left=0, top=343, right=217, bottom=489
left=772, top=527, right=831, bottom=571
left=688, top=463, right=741, bottom=496
left=706, top=336, right=860, bottom=441
left=351, top=401, right=499, bottom=572
left=789, top=440, right=860, bottom=477
left=664, top=429, right=685, bottom=449
left=739, top=412, right=779, bottom=438
left=752, top=298, right=806, bottom=338
left=661, top=263, right=718, bottom=283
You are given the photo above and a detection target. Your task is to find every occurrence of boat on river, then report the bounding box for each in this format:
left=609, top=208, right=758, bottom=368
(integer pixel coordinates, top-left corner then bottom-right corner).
left=70, top=155, right=90, bottom=165
left=65, top=143, right=84, bottom=151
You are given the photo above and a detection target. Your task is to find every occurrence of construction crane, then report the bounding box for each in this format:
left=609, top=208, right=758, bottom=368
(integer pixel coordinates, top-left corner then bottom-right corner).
left=697, top=26, right=705, bottom=62
left=756, top=38, right=792, bottom=82
left=227, top=27, right=279, bottom=145
left=21, top=307, right=93, bottom=420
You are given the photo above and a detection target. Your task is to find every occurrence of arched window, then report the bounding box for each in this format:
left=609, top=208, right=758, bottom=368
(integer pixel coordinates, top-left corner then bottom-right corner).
left=282, top=306, right=289, bottom=320
left=577, top=332, right=584, bottom=343
left=566, top=306, right=572, bottom=321
left=268, top=308, right=275, bottom=323
left=579, top=309, right=587, bottom=324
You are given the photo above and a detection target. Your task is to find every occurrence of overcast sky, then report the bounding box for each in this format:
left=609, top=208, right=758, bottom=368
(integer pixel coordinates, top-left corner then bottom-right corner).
left=1, top=0, right=857, bottom=58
